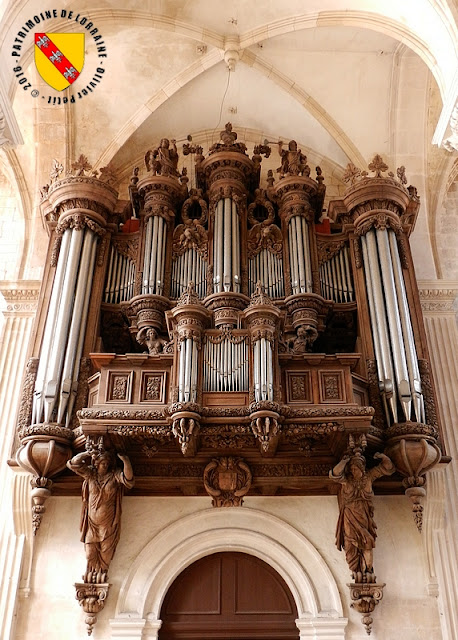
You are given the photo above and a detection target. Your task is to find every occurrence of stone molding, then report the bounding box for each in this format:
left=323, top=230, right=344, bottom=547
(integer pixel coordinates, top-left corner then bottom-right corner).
left=110, top=507, right=347, bottom=639
left=0, top=281, right=40, bottom=314
left=418, top=280, right=458, bottom=314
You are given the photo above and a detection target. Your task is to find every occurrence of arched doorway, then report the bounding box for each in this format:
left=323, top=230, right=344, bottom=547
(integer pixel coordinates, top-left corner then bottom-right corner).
left=158, top=552, right=299, bottom=639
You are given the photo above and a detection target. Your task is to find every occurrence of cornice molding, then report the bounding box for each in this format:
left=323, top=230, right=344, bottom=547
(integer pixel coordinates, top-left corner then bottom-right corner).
left=0, top=280, right=41, bottom=313
left=418, top=280, right=458, bottom=313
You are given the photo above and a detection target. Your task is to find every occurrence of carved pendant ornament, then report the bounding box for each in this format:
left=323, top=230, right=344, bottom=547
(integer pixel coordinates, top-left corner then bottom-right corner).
left=15, top=139, right=445, bottom=636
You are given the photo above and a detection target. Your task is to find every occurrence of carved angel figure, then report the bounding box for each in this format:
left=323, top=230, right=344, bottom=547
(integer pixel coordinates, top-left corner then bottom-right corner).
left=330, top=451, right=395, bottom=582
left=277, top=140, right=309, bottom=177
left=67, top=450, right=134, bottom=583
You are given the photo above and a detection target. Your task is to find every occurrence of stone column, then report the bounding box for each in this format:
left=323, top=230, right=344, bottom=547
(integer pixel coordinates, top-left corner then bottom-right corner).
left=0, top=282, right=40, bottom=640
left=419, top=282, right=458, bottom=640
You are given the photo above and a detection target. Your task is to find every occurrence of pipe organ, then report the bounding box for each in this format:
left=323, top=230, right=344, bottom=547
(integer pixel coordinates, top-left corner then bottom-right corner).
left=104, top=242, right=136, bottom=304
left=15, top=125, right=446, bottom=635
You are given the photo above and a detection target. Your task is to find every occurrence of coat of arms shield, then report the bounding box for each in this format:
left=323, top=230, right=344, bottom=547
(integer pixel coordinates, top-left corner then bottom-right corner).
left=34, top=33, right=85, bottom=91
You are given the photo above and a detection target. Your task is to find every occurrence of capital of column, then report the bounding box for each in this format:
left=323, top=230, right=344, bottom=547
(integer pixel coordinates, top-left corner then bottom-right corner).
left=274, top=176, right=318, bottom=223
left=41, top=174, right=118, bottom=232
left=138, top=174, right=182, bottom=222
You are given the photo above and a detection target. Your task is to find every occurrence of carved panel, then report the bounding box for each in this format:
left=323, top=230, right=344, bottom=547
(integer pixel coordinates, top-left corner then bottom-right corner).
left=319, top=371, right=345, bottom=403
left=140, top=372, right=166, bottom=404
left=106, top=371, right=133, bottom=403
left=286, top=372, right=312, bottom=403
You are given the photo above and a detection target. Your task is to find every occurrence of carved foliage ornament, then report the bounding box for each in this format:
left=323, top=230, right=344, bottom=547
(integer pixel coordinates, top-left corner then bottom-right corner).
left=203, top=456, right=252, bottom=507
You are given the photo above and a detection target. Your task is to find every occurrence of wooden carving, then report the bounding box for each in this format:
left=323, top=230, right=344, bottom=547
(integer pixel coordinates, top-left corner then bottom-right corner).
left=67, top=440, right=134, bottom=584
left=277, top=140, right=310, bottom=177
left=67, top=438, right=134, bottom=635
left=203, top=456, right=252, bottom=507
left=145, top=138, right=179, bottom=176
left=330, top=447, right=395, bottom=583
left=137, top=327, right=167, bottom=355
left=330, top=437, right=395, bottom=635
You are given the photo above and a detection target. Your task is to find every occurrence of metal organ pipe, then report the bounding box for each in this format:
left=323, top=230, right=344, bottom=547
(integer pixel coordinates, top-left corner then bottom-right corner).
left=388, top=230, right=425, bottom=422
left=213, top=198, right=240, bottom=293
left=57, top=229, right=96, bottom=424
left=364, top=230, right=398, bottom=423
left=32, top=228, right=72, bottom=424
left=33, top=225, right=100, bottom=426
left=375, top=228, right=411, bottom=421
left=43, top=227, right=85, bottom=422
left=360, top=226, right=425, bottom=425
left=142, top=217, right=153, bottom=294
left=319, top=244, right=354, bottom=303
left=103, top=245, right=136, bottom=304
left=62, top=231, right=98, bottom=426
left=142, top=214, right=167, bottom=295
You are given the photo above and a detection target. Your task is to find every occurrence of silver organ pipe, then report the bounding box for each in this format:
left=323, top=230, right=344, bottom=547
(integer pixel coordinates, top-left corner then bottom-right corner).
left=361, top=227, right=424, bottom=425
left=364, top=231, right=398, bottom=423
left=32, top=228, right=72, bottom=424
left=33, top=225, right=100, bottom=425
left=253, top=336, right=274, bottom=402
left=319, top=243, right=354, bottom=303
left=103, top=244, right=136, bottom=304
left=248, top=249, right=284, bottom=297
left=142, top=216, right=153, bottom=293
left=142, top=214, right=167, bottom=295
left=375, top=228, right=411, bottom=420
left=232, top=199, right=240, bottom=292
left=43, top=227, right=85, bottom=422
left=203, top=334, right=249, bottom=392
left=171, top=249, right=207, bottom=299
left=213, top=198, right=240, bottom=293
left=388, top=230, right=425, bottom=422
left=178, top=336, right=200, bottom=403
left=288, top=215, right=312, bottom=294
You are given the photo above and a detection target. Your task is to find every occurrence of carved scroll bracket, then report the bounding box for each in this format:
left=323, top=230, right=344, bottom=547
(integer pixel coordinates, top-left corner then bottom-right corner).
left=348, top=582, right=385, bottom=635
left=75, top=582, right=109, bottom=636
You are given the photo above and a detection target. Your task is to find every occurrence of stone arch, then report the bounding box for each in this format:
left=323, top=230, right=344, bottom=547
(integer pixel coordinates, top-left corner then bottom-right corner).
left=110, top=507, right=347, bottom=639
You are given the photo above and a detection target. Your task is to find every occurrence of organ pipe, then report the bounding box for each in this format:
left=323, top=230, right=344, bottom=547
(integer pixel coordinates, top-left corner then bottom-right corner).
left=319, top=243, right=354, bottom=303
left=32, top=225, right=99, bottom=426
left=213, top=197, right=240, bottom=293
left=361, top=226, right=425, bottom=425
left=143, top=214, right=167, bottom=295
left=103, top=245, right=136, bottom=304
left=171, top=249, right=207, bottom=299
left=203, top=335, right=249, bottom=392
left=288, top=215, right=312, bottom=295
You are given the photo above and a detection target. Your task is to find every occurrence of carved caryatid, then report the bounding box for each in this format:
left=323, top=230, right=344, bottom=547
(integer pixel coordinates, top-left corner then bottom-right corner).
left=67, top=438, right=134, bottom=636
left=136, top=327, right=167, bottom=355
left=203, top=456, right=252, bottom=507
left=330, top=436, right=395, bottom=635
left=67, top=439, right=134, bottom=583
left=330, top=444, right=395, bottom=583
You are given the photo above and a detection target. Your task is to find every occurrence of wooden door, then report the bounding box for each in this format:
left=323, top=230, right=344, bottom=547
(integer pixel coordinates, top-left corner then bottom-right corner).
left=159, top=552, right=299, bottom=639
